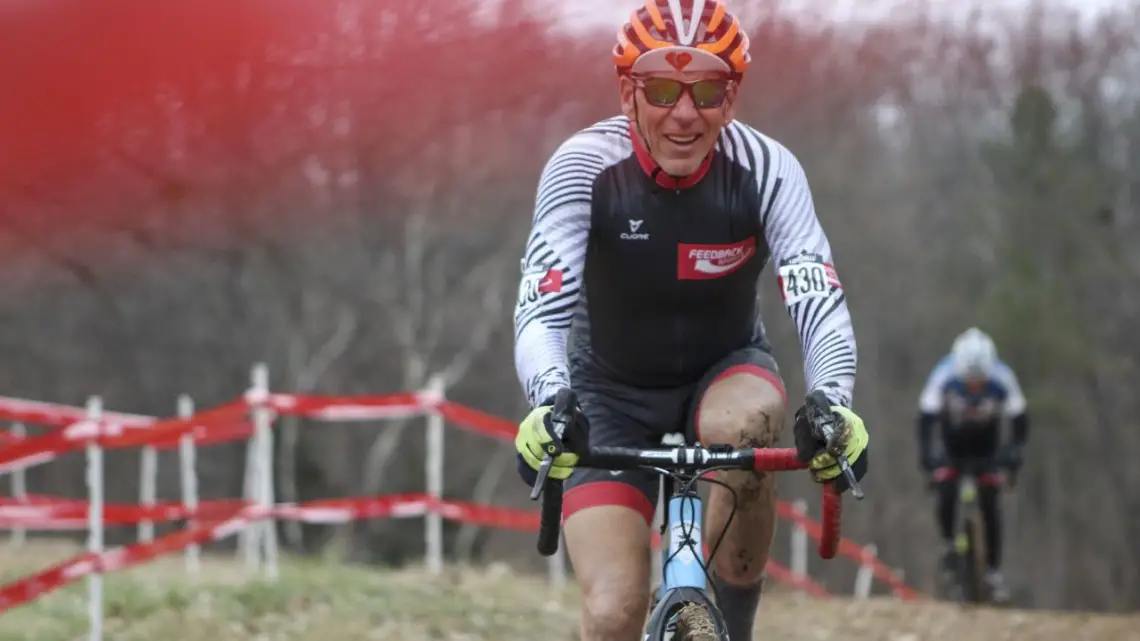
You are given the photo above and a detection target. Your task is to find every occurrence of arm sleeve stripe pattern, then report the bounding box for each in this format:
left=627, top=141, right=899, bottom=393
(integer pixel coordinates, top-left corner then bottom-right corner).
left=513, top=128, right=628, bottom=408
left=729, top=122, right=859, bottom=408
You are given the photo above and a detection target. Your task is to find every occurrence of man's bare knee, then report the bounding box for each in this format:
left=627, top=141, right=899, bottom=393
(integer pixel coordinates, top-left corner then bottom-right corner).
left=697, top=373, right=786, bottom=449
left=565, top=505, right=651, bottom=641
left=698, top=376, right=784, bottom=501
left=582, top=588, right=647, bottom=640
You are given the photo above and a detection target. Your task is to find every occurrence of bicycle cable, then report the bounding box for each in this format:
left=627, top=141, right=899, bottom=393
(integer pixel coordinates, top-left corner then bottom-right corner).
left=657, top=465, right=742, bottom=608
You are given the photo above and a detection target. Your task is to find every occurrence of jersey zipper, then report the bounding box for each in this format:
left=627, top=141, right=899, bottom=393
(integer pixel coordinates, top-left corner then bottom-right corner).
left=673, top=188, right=685, bottom=379
left=675, top=314, right=685, bottom=378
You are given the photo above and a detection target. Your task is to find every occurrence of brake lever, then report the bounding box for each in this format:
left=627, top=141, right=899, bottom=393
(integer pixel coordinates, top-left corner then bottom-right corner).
left=529, top=388, right=576, bottom=501
left=806, top=392, right=865, bottom=500
left=529, top=458, right=553, bottom=500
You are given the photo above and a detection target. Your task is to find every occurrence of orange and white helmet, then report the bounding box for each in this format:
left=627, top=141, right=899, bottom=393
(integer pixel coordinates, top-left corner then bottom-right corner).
left=614, top=0, right=751, bottom=79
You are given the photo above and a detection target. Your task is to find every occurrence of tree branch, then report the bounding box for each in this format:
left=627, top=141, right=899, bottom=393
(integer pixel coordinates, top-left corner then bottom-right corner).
left=297, top=305, right=360, bottom=391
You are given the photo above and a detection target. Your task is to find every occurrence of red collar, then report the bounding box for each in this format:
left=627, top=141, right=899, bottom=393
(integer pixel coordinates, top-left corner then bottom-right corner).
left=629, top=120, right=713, bottom=190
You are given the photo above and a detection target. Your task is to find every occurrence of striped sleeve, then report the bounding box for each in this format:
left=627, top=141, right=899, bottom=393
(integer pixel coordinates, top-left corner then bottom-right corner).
left=513, top=136, right=599, bottom=408
left=753, top=135, right=858, bottom=408
left=918, top=357, right=953, bottom=413
left=993, top=362, right=1027, bottom=417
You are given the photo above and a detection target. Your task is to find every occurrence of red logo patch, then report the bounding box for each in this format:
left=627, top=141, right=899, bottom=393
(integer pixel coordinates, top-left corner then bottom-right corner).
left=538, top=269, right=563, bottom=293
left=678, top=238, right=757, bottom=280
left=823, top=263, right=841, bottom=288
left=665, top=51, right=693, bottom=71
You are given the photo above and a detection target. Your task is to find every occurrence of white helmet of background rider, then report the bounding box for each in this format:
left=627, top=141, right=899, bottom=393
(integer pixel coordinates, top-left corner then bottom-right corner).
left=951, top=327, right=997, bottom=382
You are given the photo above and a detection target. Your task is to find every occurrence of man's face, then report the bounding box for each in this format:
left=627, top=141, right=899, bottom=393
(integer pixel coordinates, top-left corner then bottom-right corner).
left=620, top=69, right=738, bottom=177
left=964, top=375, right=986, bottom=394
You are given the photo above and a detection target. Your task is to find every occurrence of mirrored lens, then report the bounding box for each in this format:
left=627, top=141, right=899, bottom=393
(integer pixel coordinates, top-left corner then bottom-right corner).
left=690, top=80, right=728, bottom=108
left=641, top=78, right=684, bottom=107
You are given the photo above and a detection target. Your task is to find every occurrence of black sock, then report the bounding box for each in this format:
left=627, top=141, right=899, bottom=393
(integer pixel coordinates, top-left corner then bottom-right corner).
left=711, top=574, right=764, bottom=641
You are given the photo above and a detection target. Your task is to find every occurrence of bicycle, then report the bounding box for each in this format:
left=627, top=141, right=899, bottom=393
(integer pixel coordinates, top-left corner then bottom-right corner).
left=530, top=389, right=864, bottom=641
left=931, top=458, right=1012, bottom=605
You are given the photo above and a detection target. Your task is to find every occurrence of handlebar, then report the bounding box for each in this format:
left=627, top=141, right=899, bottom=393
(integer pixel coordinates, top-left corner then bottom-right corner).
left=530, top=387, right=857, bottom=561
left=929, top=464, right=1016, bottom=489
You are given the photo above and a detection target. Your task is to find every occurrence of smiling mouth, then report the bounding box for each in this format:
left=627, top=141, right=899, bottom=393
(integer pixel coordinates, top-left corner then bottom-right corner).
left=664, top=134, right=701, bottom=146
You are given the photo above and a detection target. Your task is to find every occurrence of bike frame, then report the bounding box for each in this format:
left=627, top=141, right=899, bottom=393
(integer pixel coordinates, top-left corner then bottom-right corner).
left=936, top=460, right=1003, bottom=604
left=657, top=434, right=708, bottom=595
left=661, top=480, right=707, bottom=593
left=954, top=472, right=986, bottom=602
left=953, top=473, right=980, bottom=553
left=644, top=434, right=729, bottom=639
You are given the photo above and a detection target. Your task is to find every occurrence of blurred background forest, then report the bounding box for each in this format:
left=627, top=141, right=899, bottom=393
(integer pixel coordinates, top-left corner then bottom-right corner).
left=0, top=0, right=1138, bottom=614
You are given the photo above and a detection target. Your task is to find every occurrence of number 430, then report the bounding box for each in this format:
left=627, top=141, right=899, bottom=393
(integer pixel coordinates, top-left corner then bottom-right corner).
left=783, top=265, right=828, bottom=297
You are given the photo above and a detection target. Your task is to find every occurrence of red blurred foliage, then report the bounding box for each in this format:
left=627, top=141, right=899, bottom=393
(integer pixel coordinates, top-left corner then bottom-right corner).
left=0, top=0, right=870, bottom=281
left=0, top=0, right=587, bottom=282
left=0, top=0, right=323, bottom=189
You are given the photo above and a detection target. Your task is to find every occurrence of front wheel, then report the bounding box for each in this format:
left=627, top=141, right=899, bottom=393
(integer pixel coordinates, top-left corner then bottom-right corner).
left=957, top=509, right=988, bottom=604
left=643, top=588, right=729, bottom=641
left=674, top=602, right=719, bottom=641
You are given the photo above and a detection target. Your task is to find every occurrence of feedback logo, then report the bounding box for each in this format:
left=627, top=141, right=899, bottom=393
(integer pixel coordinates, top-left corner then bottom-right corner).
left=678, top=238, right=757, bottom=280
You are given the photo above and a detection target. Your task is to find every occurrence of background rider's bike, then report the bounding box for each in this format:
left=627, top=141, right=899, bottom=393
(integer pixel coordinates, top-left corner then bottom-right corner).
left=931, top=459, right=1013, bottom=605
left=529, top=389, right=861, bottom=641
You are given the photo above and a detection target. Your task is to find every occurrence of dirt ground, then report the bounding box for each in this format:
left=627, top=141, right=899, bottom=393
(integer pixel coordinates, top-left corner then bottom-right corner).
left=0, top=541, right=1135, bottom=641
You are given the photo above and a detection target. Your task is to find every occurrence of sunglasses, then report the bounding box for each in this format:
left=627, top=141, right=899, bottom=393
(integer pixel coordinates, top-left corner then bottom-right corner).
left=634, top=77, right=731, bottom=109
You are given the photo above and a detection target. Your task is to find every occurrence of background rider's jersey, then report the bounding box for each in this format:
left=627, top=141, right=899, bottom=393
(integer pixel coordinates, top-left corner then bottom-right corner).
left=512, top=115, right=857, bottom=409
left=918, top=355, right=1027, bottom=430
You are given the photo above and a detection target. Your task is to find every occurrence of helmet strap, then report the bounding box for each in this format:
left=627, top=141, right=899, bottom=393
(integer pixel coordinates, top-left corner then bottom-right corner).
left=631, top=100, right=658, bottom=174
left=632, top=100, right=669, bottom=183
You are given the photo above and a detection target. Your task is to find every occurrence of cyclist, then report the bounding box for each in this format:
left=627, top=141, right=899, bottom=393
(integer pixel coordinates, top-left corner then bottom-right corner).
left=511, top=2, right=869, bottom=639
left=916, top=327, right=1029, bottom=604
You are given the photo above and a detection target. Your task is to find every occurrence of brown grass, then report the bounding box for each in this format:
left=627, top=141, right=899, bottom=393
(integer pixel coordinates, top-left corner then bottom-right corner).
left=0, top=541, right=1135, bottom=641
